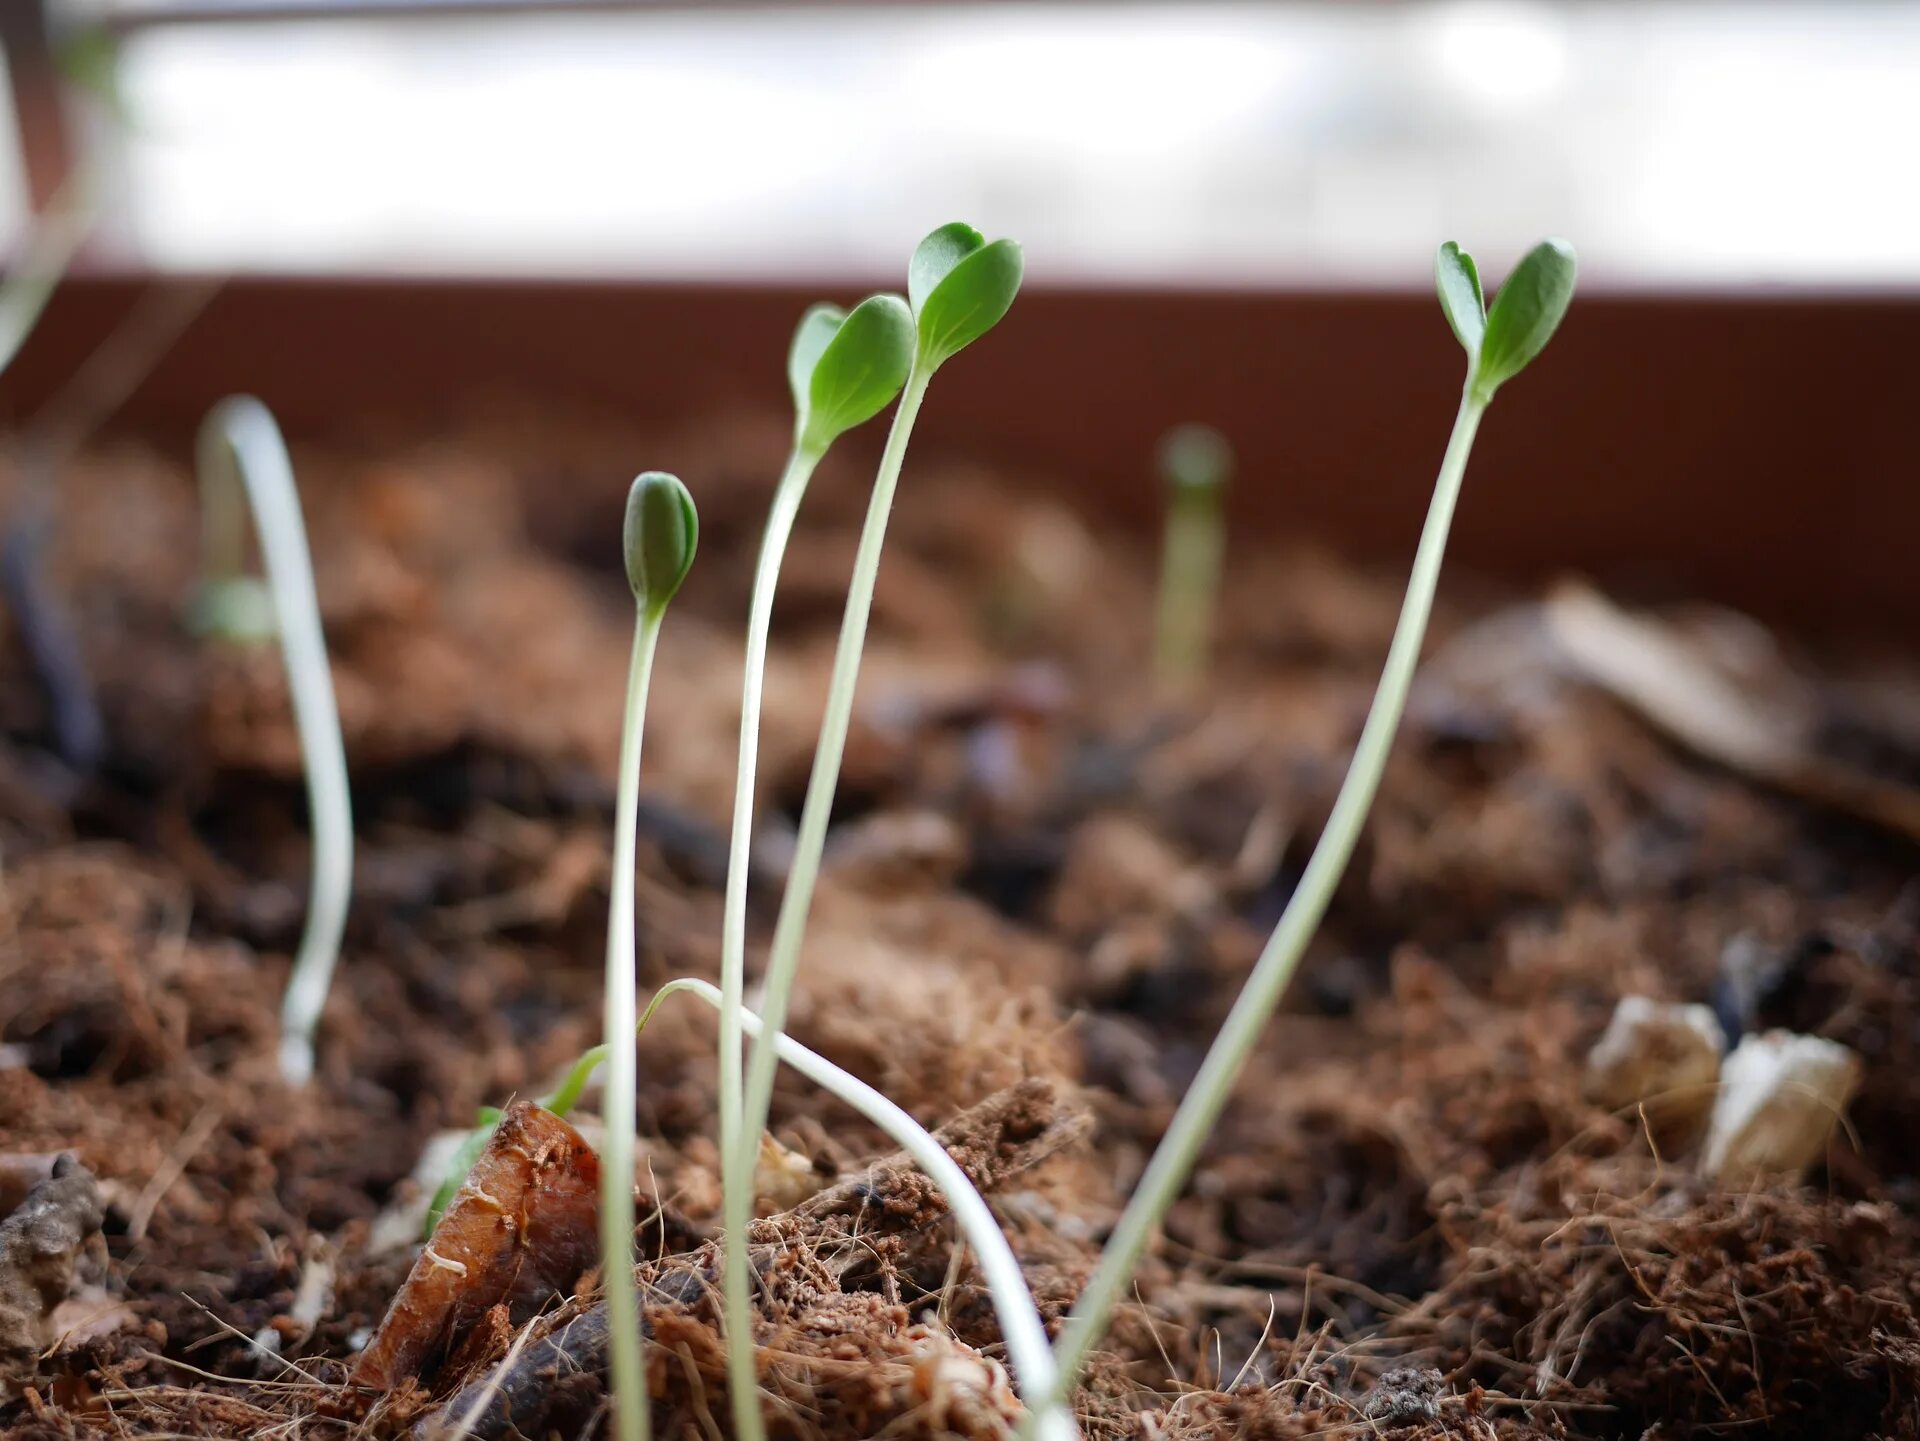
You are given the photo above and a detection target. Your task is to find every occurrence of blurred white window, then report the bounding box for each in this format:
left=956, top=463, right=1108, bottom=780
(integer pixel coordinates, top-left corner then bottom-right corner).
left=7, top=1, right=1920, bottom=285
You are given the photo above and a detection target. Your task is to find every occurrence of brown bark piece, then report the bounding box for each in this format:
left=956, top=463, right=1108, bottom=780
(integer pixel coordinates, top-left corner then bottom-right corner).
left=351, top=1101, right=599, bottom=1392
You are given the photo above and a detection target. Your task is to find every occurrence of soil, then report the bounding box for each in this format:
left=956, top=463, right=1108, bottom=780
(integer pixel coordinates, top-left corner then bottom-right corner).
left=2, top=405, right=1918, bottom=1439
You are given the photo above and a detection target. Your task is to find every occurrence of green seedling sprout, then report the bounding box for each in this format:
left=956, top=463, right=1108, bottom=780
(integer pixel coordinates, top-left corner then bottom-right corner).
left=1040, top=239, right=1577, bottom=1406
left=723, top=223, right=1023, bottom=1441
left=195, top=398, right=353, bottom=1087
left=602, top=472, right=697, bottom=1441
left=1151, top=424, right=1233, bottom=693
left=716, top=298, right=913, bottom=1437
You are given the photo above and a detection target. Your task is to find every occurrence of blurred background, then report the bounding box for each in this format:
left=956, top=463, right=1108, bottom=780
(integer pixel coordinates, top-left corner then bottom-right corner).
left=5, top=1, right=1916, bottom=287
left=3, top=1, right=1919, bottom=629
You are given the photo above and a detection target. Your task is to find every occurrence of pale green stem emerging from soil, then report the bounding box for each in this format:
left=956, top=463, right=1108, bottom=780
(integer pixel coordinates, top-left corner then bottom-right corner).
left=736, top=380, right=926, bottom=1172
left=657, top=977, right=1074, bottom=1441
left=719, top=447, right=819, bottom=1441
left=723, top=367, right=932, bottom=1439
left=1044, top=390, right=1488, bottom=1402
left=1152, top=482, right=1225, bottom=694
left=196, top=398, right=353, bottom=1087
left=604, top=610, right=665, bottom=1441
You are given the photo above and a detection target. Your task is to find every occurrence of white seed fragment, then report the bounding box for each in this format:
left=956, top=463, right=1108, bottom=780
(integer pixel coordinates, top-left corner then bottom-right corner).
left=421, top=1244, right=469, bottom=1277
left=1585, top=996, right=1725, bottom=1129
left=1703, top=1030, right=1862, bottom=1184
left=754, top=1131, right=826, bottom=1212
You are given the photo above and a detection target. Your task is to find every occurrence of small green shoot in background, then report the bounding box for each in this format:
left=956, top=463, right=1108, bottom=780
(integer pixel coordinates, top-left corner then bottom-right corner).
left=194, top=398, right=353, bottom=1087
left=1042, top=238, right=1578, bottom=1404
left=1152, top=423, right=1233, bottom=694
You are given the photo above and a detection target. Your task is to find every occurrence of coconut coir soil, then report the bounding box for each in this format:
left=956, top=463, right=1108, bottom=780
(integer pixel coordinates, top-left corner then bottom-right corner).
left=1, top=410, right=1918, bottom=1440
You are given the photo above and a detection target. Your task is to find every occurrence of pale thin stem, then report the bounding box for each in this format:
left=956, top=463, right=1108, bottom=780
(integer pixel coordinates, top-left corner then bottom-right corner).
left=1045, top=391, right=1488, bottom=1400
left=0, top=170, right=96, bottom=380
left=659, top=978, right=1075, bottom=1441
left=734, top=367, right=928, bottom=1196
left=196, top=399, right=354, bottom=1087
left=719, top=447, right=818, bottom=1441
left=546, top=1043, right=608, bottom=1118
left=1152, top=487, right=1224, bottom=694
left=604, top=612, right=664, bottom=1441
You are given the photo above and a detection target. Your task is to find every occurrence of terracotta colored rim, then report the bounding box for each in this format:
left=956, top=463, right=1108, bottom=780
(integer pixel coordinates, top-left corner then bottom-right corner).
left=4, top=273, right=1917, bottom=636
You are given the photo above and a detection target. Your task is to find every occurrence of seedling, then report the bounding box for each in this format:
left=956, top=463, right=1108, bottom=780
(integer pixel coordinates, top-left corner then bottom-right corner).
left=0, top=172, right=96, bottom=382
left=1041, top=239, right=1578, bottom=1403
left=190, top=473, right=278, bottom=643
left=715, top=298, right=913, bottom=1434
left=723, top=224, right=1022, bottom=1441
left=194, top=398, right=353, bottom=1086
left=1152, top=424, right=1233, bottom=693
left=602, top=471, right=697, bottom=1441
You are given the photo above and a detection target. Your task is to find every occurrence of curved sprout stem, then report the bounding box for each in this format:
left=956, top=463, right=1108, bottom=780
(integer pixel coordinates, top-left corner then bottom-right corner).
left=1044, top=390, right=1488, bottom=1400
left=718, top=447, right=818, bottom=1441
left=546, top=1043, right=609, bottom=1118
left=656, top=977, right=1074, bottom=1441
left=196, top=398, right=353, bottom=1087
left=604, top=612, right=665, bottom=1441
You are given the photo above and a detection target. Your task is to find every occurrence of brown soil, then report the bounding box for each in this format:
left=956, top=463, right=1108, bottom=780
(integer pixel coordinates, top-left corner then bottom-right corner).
left=2, top=408, right=1918, bottom=1439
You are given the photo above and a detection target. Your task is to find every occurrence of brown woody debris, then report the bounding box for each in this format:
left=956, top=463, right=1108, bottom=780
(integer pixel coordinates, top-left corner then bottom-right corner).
left=351, top=1101, right=599, bottom=1392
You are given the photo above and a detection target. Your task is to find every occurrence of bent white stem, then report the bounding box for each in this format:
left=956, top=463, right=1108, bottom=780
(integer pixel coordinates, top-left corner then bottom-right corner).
left=1045, top=391, right=1489, bottom=1400
left=197, top=398, right=354, bottom=1087
left=655, top=977, right=1075, bottom=1441
left=719, top=447, right=818, bottom=1441
left=604, top=613, right=663, bottom=1441
left=734, top=367, right=930, bottom=1214
left=0, top=171, right=96, bottom=380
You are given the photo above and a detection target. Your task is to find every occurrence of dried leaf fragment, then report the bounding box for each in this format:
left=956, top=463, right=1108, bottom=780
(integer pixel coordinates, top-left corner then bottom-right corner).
left=1545, top=579, right=1920, bottom=841
left=352, top=1102, right=599, bottom=1392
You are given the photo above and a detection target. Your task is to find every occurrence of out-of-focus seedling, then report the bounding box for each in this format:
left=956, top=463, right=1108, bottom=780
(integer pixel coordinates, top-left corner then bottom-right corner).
left=0, top=175, right=96, bottom=383
left=1042, top=239, right=1577, bottom=1403
left=715, top=299, right=912, bottom=1437
left=189, top=464, right=279, bottom=643
left=601, top=472, right=697, bottom=1441
left=195, top=398, right=353, bottom=1087
left=1152, top=424, right=1233, bottom=694
left=724, top=224, right=1022, bottom=1441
